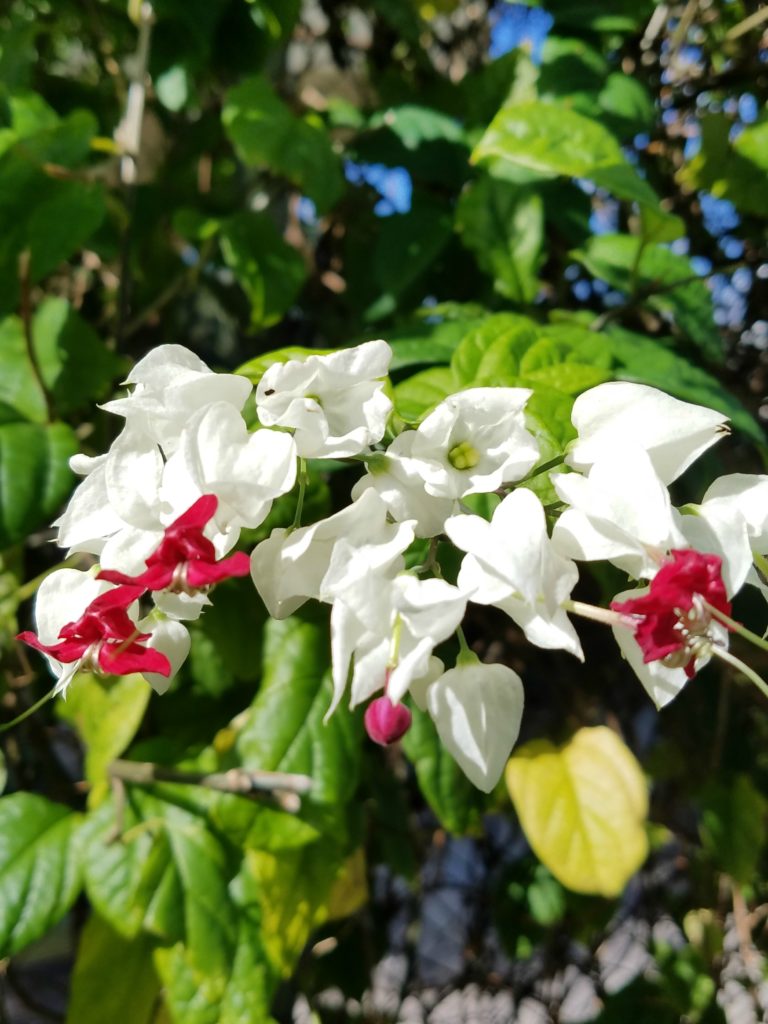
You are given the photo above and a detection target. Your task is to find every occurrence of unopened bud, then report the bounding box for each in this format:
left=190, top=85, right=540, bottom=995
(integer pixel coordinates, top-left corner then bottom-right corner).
left=364, top=695, right=412, bottom=746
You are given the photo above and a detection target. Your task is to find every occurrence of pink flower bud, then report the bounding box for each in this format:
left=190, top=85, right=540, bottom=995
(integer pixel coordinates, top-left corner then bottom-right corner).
left=364, top=695, right=412, bottom=746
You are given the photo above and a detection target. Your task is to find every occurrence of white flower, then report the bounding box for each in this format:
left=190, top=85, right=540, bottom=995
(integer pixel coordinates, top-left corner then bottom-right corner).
left=161, top=402, right=297, bottom=540
left=426, top=661, right=524, bottom=792
left=681, top=473, right=768, bottom=600
left=138, top=617, right=191, bottom=695
left=552, top=446, right=687, bottom=579
left=255, top=340, right=393, bottom=458
left=327, top=570, right=467, bottom=718
left=446, top=489, right=583, bottom=658
left=30, top=569, right=111, bottom=695
left=405, top=387, right=539, bottom=500
left=351, top=432, right=456, bottom=538
left=610, top=585, right=728, bottom=708
left=102, top=344, right=252, bottom=453
left=567, top=381, right=729, bottom=485
left=251, top=489, right=414, bottom=619
left=54, top=424, right=163, bottom=559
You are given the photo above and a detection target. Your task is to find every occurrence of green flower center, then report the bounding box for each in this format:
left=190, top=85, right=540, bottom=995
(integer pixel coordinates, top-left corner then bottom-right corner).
left=447, top=440, right=480, bottom=470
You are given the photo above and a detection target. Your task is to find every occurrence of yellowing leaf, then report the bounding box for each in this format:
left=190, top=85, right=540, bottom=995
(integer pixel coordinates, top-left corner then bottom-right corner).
left=505, top=725, right=648, bottom=897
left=58, top=672, right=150, bottom=807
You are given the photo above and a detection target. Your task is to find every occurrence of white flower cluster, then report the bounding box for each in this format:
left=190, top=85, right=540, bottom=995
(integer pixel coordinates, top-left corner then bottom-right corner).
left=22, top=340, right=768, bottom=792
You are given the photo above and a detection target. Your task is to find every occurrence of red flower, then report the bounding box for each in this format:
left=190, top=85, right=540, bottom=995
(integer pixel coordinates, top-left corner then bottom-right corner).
left=364, top=695, right=412, bottom=745
left=97, top=495, right=250, bottom=594
left=611, top=549, right=730, bottom=677
left=17, top=586, right=170, bottom=678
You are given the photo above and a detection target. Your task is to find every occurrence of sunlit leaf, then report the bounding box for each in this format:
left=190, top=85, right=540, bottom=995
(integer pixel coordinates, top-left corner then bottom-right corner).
left=506, top=726, right=648, bottom=897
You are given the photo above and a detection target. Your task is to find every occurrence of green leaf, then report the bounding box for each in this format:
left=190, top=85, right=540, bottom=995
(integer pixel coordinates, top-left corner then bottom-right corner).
left=371, top=196, right=453, bottom=307
left=450, top=313, right=538, bottom=386
left=0, top=113, right=105, bottom=314
left=472, top=101, right=658, bottom=208
left=699, top=775, right=768, bottom=885
left=545, top=0, right=654, bottom=32
left=387, top=317, right=481, bottom=372
left=0, top=793, right=83, bottom=956
left=33, top=298, right=122, bottom=415
left=219, top=212, right=307, bottom=329
left=57, top=672, right=151, bottom=808
left=597, top=74, right=655, bottom=138
left=248, top=840, right=353, bottom=975
left=67, top=915, right=161, bottom=1024
left=456, top=177, right=544, bottom=303
left=573, top=234, right=723, bottom=362
left=155, top=852, right=278, bottom=1024
left=223, top=76, right=343, bottom=213
left=678, top=114, right=768, bottom=219
left=82, top=794, right=179, bottom=937
left=604, top=326, right=763, bottom=443
left=236, top=613, right=361, bottom=806
left=0, top=315, right=47, bottom=422
left=393, top=366, right=457, bottom=422
left=368, top=104, right=465, bottom=148
left=506, top=726, right=649, bottom=897
left=0, top=420, right=77, bottom=547
left=402, top=704, right=484, bottom=834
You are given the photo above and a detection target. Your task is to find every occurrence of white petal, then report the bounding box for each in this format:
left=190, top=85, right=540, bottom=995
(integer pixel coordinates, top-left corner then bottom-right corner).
left=427, top=662, right=524, bottom=792
left=568, top=381, right=729, bottom=484
left=140, top=618, right=191, bottom=695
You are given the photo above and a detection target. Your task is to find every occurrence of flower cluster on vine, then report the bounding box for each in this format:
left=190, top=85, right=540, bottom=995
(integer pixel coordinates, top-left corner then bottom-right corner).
left=16, top=341, right=768, bottom=792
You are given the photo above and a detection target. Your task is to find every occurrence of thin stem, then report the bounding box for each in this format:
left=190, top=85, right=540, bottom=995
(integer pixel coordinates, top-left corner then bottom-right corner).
left=711, top=646, right=768, bottom=701
left=563, top=599, right=628, bottom=629
left=291, top=458, right=308, bottom=530
left=0, top=687, right=56, bottom=733
left=705, top=602, right=768, bottom=654
left=109, top=759, right=312, bottom=813
left=455, top=625, right=475, bottom=663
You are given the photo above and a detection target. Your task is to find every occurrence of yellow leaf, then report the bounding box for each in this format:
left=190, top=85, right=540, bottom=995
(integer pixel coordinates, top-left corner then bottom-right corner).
left=505, top=726, right=648, bottom=897
left=57, top=672, right=150, bottom=808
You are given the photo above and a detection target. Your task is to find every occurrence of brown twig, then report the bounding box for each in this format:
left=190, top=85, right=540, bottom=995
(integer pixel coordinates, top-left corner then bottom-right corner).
left=109, top=758, right=313, bottom=814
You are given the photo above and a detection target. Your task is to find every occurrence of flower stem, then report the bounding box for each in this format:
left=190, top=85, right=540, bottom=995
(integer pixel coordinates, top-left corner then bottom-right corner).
left=711, top=645, right=768, bottom=700
left=0, top=687, right=56, bottom=733
left=563, top=599, right=629, bottom=628
left=705, top=602, right=768, bottom=654
left=291, top=458, right=308, bottom=531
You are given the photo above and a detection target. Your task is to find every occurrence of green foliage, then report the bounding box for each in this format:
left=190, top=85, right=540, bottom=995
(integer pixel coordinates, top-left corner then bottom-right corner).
left=67, top=916, right=161, bottom=1024
left=223, top=76, right=343, bottom=213
left=699, top=774, right=768, bottom=885
left=0, top=420, right=77, bottom=546
left=402, top=704, right=484, bottom=834
left=0, top=794, right=83, bottom=956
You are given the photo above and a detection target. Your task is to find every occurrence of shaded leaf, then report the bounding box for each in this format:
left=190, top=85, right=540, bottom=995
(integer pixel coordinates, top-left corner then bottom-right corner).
left=67, top=915, right=160, bottom=1024
left=223, top=76, right=343, bottom=213
left=456, top=177, right=544, bottom=303
left=236, top=613, right=361, bottom=806
left=699, top=775, right=768, bottom=885
left=219, top=212, right=306, bottom=329
left=0, top=420, right=77, bottom=547
left=402, top=704, right=484, bottom=835
left=572, top=234, right=722, bottom=362
left=0, top=793, right=83, bottom=956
